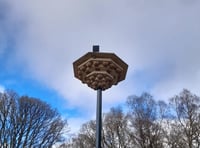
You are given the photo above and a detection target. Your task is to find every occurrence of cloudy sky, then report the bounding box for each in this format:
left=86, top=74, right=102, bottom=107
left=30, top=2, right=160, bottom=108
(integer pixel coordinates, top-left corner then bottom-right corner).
left=1, top=0, right=200, bottom=133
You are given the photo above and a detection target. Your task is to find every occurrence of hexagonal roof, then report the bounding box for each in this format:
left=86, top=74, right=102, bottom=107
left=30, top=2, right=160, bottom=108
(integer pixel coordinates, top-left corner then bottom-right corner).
left=73, top=52, right=128, bottom=90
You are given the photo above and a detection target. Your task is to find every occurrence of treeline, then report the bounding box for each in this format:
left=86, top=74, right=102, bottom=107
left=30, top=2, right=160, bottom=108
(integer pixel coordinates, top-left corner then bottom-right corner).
left=61, top=89, right=200, bottom=148
left=1, top=89, right=200, bottom=147
left=0, top=90, right=68, bottom=148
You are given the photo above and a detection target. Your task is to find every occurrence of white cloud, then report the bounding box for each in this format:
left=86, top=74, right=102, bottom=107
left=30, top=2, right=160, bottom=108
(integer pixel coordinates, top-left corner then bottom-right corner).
left=3, top=0, right=200, bottom=131
left=0, top=85, right=5, bottom=93
left=68, top=117, right=89, bottom=134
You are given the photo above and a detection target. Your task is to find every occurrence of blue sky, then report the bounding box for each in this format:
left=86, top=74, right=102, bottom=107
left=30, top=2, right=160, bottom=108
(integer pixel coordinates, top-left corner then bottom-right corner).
left=1, top=0, right=200, bottom=133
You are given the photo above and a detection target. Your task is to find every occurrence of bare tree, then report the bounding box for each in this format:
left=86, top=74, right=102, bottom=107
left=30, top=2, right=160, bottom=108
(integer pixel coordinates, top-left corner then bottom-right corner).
left=127, top=92, right=165, bottom=148
left=64, top=120, right=96, bottom=148
left=62, top=90, right=200, bottom=148
left=62, top=107, right=130, bottom=148
left=0, top=90, right=18, bottom=147
left=169, top=89, right=200, bottom=148
left=102, top=107, right=130, bottom=148
left=0, top=90, right=68, bottom=148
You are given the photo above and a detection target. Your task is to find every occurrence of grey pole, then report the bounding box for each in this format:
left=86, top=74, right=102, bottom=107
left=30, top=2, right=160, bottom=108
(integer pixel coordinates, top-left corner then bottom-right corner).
left=96, top=88, right=102, bottom=148
left=93, top=45, right=102, bottom=148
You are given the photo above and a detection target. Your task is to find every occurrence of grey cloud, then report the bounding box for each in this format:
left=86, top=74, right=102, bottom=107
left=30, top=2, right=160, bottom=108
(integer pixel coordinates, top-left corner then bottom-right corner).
left=3, top=0, right=200, bottom=117
left=0, top=1, right=9, bottom=56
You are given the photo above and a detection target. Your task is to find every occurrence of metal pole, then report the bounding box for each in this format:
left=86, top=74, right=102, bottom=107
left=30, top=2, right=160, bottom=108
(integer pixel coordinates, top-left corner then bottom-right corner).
left=96, top=89, right=102, bottom=148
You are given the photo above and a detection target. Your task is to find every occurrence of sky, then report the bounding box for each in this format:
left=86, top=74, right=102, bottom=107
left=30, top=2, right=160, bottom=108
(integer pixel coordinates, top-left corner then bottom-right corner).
left=1, top=0, right=200, bottom=134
